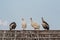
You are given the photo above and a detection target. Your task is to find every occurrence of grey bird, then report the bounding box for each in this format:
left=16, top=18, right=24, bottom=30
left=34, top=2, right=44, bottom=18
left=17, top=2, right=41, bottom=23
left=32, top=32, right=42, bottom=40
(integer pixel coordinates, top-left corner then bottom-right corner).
left=41, top=17, right=49, bottom=30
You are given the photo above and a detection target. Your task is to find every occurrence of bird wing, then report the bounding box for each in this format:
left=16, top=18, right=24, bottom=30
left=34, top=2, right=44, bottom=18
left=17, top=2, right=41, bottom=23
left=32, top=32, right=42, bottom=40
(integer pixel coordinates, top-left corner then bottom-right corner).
left=43, top=21, right=49, bottom=26
left=31, top=21, right=40, bottom=28
left=22, top=21, right=27, bottom=27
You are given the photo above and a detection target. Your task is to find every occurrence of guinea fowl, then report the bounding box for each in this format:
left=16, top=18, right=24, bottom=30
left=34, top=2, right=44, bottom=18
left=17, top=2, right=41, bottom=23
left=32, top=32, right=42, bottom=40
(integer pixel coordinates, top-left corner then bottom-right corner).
left=41, top=17, right=49, bottom=30
left=9, top=22, right=17, bottom=31
left=30, top=18, right=40, bottom=30
left=21, top=18, right=27, bottom=30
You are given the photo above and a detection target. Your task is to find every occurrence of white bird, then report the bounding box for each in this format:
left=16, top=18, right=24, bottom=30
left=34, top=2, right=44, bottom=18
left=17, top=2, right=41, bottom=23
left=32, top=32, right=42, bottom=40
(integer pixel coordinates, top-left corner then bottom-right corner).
left=41, top=17, right=49, bottom=30
left=21, top=18, right=27, bottom=30
left=9, top=22, right=17, bottom=31
left=30, top=18, right=40, bottom=30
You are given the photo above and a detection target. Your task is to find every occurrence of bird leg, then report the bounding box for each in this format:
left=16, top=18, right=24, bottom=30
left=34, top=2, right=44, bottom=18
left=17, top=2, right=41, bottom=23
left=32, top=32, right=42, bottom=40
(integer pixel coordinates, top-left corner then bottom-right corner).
left=23, top=28, right=25, bottom=30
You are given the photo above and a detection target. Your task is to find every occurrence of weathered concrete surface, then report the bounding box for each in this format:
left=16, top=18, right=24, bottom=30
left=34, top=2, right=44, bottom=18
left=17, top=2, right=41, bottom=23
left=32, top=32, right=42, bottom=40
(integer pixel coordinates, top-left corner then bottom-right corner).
left=0, top=30, right=60, bottom=40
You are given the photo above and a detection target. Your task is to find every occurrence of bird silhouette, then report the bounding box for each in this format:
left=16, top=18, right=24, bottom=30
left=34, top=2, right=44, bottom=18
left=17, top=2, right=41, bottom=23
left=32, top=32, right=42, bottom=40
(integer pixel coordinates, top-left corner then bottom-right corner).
left=30, top=18, right=40, bottom=30
left=9, top=22, right=17, bottom=31
left=41, top=17, right=49, bottom=30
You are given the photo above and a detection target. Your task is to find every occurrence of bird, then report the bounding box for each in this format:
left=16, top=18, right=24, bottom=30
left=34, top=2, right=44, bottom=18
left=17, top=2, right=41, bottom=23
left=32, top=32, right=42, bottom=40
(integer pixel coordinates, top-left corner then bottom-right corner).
left=9, top=22, right=17, bottom=31
left=21, top=18, right=27, bottom=30
left=41, top=17, right=49, bottom=30
left=30, top=18, right=40, bottom=30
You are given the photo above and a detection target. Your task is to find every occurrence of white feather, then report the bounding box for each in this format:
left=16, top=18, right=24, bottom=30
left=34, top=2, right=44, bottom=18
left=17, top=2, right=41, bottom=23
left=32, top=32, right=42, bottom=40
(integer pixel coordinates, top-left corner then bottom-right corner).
left=21, top=18, right=27, bottom=30
left=30, top=18, right=40, bottom=30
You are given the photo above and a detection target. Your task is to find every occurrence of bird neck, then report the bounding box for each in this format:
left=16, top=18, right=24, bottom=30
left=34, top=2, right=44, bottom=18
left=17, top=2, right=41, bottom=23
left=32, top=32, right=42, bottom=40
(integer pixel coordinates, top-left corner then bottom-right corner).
left=23, top=20, right=24, bottom=21
left=42, top=18, right=44, bottom=21
left=30, top=20, right=33, bottom=22
left=42, top=18, right=43, bottom=20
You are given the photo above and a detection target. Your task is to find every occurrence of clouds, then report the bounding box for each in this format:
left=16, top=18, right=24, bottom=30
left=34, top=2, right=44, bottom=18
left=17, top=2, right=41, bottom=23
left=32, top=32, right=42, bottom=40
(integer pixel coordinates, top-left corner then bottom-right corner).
left=0, top=19, right=9, bottom=26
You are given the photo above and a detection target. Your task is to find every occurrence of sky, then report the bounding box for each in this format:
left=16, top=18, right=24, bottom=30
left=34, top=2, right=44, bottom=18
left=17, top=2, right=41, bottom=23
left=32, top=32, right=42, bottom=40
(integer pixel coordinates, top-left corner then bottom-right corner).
left=0, top=0, right=60, bottom=30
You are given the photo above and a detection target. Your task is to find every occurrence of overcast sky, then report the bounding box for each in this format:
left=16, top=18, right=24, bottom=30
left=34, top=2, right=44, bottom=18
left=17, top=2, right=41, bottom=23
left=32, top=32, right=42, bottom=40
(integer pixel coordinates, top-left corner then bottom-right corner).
left=0, top=0, right=60, bottom=30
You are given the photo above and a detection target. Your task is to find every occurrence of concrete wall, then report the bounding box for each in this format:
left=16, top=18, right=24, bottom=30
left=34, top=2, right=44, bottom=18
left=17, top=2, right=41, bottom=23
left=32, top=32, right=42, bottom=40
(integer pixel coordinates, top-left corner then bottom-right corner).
left=0, top=30, right=60, bottom=40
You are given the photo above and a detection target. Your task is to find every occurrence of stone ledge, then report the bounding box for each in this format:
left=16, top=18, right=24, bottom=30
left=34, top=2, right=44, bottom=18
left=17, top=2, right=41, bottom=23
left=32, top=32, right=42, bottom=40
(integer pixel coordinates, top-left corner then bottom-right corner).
left=0, top=30, right=60, bottom=40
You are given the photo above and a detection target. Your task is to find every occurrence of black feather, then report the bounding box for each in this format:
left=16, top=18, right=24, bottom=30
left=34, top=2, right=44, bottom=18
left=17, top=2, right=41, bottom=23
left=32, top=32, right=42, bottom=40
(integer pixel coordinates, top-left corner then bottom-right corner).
left=9, top=22, right=17, bottom=30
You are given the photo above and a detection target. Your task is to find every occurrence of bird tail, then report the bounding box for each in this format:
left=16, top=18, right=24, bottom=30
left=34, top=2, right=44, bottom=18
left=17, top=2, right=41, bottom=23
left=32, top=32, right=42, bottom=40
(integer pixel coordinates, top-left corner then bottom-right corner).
left=47, top=28, right=49, bottom=30
left=10, top=28, right=12, bottom=31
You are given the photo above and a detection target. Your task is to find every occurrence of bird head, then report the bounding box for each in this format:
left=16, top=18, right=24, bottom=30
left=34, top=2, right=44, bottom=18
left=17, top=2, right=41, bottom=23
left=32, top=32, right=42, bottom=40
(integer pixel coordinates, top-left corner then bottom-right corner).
left=30, top=17, right=32, bottom=20
left=22, top=18, right=24, bottom=21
